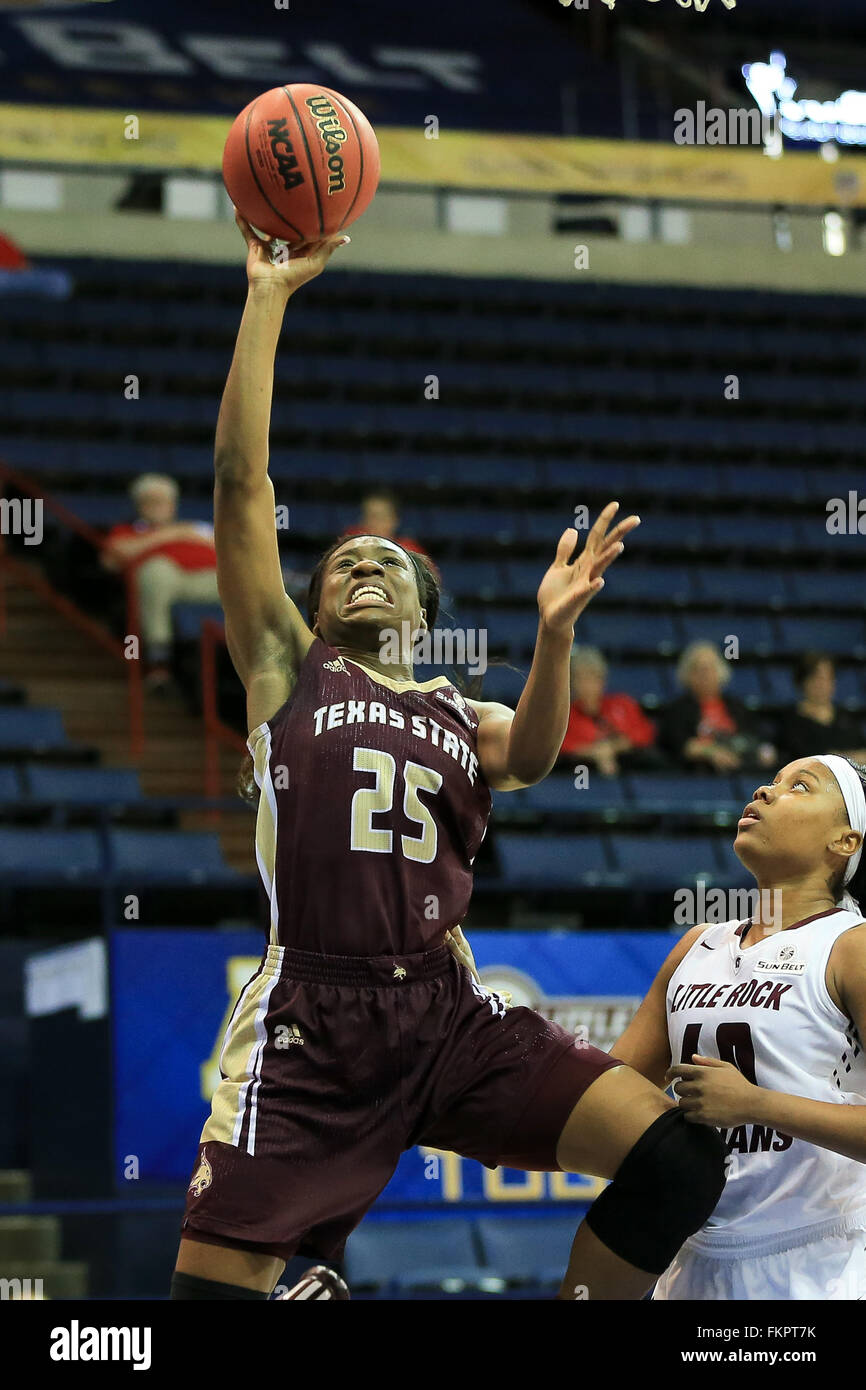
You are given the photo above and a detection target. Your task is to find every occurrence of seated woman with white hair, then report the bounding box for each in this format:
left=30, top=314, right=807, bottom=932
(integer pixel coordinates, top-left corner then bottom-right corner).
left=558, top=645, right=659, bottom=777
left=101, top=473, right=219, bottom=690
left=658, top=641, right=776, bottom=774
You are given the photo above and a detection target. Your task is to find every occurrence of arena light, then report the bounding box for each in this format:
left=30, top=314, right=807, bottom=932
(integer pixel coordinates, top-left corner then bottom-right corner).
left=743, top=52, right=866, bottom=147
left=822, top=210, right=847, bottom=256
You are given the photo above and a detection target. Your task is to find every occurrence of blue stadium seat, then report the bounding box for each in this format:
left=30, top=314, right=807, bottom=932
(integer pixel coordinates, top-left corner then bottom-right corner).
left=606, top=663, right=673, bottom=704
left=107, top=831, right=241, bottom=885
left=704, top=515, right=800, bottom=552
left=624, top=774, right=739, bottom=816
left=786, top=572, right=866, bottom=611
left=476, top=1216, right=586, bottom=1287
left=476, top=665, right=526, bottom=705
left=522, top=775, right=627, bottom=817
left=600, top=564, right=696, bottom=606
left=580, top=611, right=679, bottom=655
left=0, top=766, right=22, bottom=800
left=608, top=834, right=723, bottom=887
left=25, top=765, right=143, bottom=806
left=775, top=615, right=866, bottom=657
left=677, top=613, right=776, bottom=656
left=0, top=707, right=67, bottom=752
left=833, top=668, right=866, bottom=711
left=0, top=829, right=102, bottom=881
left=495, top=832, right=614, bottom=889
left=762, top=665, right=798, bottom=705
left=171, top=603, right=224, bottom=641
left=344, top=1219, right=483, bottom=1291
left=440, top=559, right=503, bottom=600
left=693, top=568, right=790, bottom=609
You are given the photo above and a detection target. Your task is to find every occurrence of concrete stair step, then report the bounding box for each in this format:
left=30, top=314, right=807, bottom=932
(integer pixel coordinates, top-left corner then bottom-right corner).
left=0, top=1261, right=88, bottom=1299
left=0, top=1216, right=60, bottom=1261
left=0, top=1171, right=32, bottom=1203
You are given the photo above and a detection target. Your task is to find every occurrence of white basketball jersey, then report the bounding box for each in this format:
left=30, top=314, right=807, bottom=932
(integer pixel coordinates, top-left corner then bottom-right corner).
left=666, top=908, right=866, bottom=1256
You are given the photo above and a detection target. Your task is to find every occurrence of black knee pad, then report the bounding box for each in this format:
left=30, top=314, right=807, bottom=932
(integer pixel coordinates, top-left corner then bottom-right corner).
left=584, top=1107, right=727, bottom=1275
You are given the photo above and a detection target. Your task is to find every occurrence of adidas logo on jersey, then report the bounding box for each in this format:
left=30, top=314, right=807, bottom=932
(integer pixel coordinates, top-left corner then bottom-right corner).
left=323, top=656, right=348, bottom=674
left=275, top=1023, right=305, bottom=1047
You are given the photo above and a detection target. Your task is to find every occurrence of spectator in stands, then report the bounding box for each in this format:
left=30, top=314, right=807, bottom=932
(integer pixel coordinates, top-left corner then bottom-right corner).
left=658, top=641, right=776, bottom=773
left=101, top=473, right=218, bottom=690
left=557, top=646, right=659, bottom=776
left=342, top=490, right=427, bottom=558
left=777, top=651, right=866, bottom=764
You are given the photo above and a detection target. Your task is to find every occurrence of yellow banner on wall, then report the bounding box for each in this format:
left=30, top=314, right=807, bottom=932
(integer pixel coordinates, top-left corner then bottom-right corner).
left=0, top=102, right=863, bottom=207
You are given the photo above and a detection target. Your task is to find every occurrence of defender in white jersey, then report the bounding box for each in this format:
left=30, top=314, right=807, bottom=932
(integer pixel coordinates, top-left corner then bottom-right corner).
left=613, top=754, right=866, bottom=1299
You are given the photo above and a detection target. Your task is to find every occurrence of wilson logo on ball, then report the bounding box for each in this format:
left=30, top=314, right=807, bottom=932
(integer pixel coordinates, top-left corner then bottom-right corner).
left=266, top=118, right=305, bottom=192
left=305, top=94, right=349, bottom=195
left=223, top=83, right=380, bottom=243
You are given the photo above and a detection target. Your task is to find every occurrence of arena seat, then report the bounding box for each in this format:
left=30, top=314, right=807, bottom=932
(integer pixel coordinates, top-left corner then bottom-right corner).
left=107, top=830, right=242, bottom=885
left=0, top=707, right=68, bottom=753
left=495, top=832, right=615, bottom=889
left=171, top=603, right=224, bottom=642
left=693, top=567, right=791, bottom=609
left=0, top=829, right=103, bottom=881
left=677, top=612, right=776, bottom=656
left=623, top=774, right=740, bottom=817
left=0, top=767, right=23, bottom=801
left=344, top=1219, right=484, bottom=1292
left=25, top=764, right=143, bottom=806
left=521, top=775, right=628, bottom=818
left=606, top=834, right=724, bottom=887
left=475, top=1215, right=582, bottom=1287
left=776, top=615, right=866, bottom=656
left=605, top=663, right=673, bottom=704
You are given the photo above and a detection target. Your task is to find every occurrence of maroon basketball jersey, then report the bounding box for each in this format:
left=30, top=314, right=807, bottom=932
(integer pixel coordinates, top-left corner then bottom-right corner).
left=246, top=637, right=493, bottom=955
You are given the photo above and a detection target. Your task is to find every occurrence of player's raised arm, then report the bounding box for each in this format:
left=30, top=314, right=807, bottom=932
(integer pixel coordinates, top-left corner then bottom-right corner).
left=214, top=213, right=349, bottom=723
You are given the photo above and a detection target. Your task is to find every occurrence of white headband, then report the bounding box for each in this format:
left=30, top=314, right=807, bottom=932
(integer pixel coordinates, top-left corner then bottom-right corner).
left=813, top=754, right=866, bottom=912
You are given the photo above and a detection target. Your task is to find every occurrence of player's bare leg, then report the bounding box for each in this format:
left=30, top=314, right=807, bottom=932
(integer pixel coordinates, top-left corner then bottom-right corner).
left=553, top=1064, right=725, bottom=1300
left=173, top=1236, right=284, bottom=1295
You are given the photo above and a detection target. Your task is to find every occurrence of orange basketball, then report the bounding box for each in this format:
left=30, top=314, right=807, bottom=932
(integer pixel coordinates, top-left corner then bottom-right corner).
left=222, top=83, right=380, bottom=245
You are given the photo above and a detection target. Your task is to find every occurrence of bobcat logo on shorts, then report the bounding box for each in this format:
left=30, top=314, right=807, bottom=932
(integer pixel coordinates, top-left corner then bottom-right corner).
left=188, top=1152, right=213, bottom=1199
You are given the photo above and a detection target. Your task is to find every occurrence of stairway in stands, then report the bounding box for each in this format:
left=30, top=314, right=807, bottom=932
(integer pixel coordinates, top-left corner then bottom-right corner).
left=0, top=1170, right=87, bottom=1300
left=0, top=567, right=254, bottom=873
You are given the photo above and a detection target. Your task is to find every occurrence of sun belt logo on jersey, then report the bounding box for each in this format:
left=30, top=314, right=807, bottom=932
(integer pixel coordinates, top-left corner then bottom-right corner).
left=754, top=944, right=805, bottom=975
left=434, top=686, right=477, bottom=732
left=188, top=1151, right=213, bottom=1199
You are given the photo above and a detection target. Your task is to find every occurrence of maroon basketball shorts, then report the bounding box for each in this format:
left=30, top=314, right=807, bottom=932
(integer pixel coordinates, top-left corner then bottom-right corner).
left=182, top=943, right=622, bottom=1263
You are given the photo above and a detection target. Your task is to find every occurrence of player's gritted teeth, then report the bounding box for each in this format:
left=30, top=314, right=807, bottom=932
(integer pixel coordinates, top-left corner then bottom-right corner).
left=344, top=581, right=394, bottom=610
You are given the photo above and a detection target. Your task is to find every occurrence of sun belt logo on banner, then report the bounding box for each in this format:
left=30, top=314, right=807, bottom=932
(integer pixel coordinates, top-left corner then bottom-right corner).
left=477, top=966, right=639, bottom=1054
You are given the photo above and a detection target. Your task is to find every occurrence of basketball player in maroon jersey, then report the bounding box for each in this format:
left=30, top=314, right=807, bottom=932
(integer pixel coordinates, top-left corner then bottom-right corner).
left=170, top=216, right=726, bottom=1301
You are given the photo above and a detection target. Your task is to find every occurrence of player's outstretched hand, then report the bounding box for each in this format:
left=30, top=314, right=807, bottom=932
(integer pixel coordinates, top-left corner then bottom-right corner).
left=536, top=501, right=640, bottom=635
left=235, top=208, right=349, bottom=297
left=665, top=1055, right=759, bottom=1127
